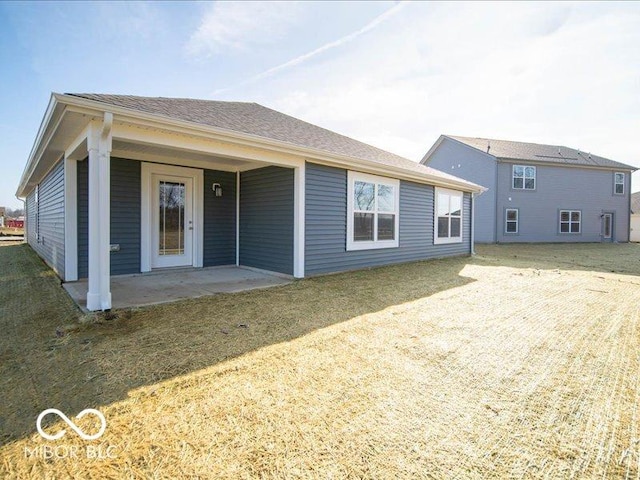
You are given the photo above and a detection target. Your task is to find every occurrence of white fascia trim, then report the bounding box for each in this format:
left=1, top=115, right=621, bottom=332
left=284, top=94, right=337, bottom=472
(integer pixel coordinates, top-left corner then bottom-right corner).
left=293, top=163, right=305, bottom=278
left=346, top=171, right=400, bottom=251
left=434, top=187, right=464, bottom=245
left=420, top=135, right=446, bottom=165
left=55, top=94, right=485, bottom=194
left=64, top=156, right=78, bottom=281
left=16, top=95, right=59, bottom=198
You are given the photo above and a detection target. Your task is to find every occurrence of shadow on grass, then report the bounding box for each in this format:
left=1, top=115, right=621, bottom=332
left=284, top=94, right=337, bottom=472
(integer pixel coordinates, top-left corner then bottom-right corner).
left=2, top=242, right=638, bottom=447
left=0, top=244, right=475, bottom=446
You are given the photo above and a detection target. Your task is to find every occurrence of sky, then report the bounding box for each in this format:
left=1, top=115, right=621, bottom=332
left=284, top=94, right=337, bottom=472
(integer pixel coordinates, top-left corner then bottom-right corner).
left=1, top=1, right=639, bottom=209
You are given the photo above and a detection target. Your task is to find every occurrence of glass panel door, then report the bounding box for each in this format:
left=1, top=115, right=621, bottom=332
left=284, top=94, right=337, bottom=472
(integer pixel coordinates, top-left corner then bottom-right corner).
left=159, top=181, right=185, bottom=256
left=152, top=174, right=193, bottom=268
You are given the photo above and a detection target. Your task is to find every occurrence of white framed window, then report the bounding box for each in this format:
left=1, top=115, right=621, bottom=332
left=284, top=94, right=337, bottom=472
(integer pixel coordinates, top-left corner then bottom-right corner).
left=559, top=210, right=581, bottom=234
left=614, top=172, right=625, bottom=195
left=505, top=208, right=519, bottom=234
left=513, top=165, right=536, bottom=190
left=434, top=188, right=463, bottom=244
left=346, top=171, right=399, bottom=251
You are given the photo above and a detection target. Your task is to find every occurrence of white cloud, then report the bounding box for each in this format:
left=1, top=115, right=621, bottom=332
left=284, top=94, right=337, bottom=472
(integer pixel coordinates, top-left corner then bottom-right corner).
left=253, top=0, right=640, bottom=186
left=186, top=1, right=300, bottom=57
left=211, top=2, right=407, bottom=95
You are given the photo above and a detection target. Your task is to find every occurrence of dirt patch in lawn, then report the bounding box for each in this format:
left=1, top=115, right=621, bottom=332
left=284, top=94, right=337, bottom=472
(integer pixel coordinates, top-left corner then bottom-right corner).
left=1, top=243, right=639, bottom=479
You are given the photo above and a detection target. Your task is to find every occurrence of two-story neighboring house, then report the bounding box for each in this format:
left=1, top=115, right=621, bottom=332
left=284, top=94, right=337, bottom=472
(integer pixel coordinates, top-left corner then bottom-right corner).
left=422, top=135, right=637, bottom=243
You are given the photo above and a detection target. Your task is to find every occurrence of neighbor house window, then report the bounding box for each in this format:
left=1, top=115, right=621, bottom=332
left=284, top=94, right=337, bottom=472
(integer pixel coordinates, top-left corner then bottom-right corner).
left=559, top=210, right=581, bottom=234
left=614, top=172, right=625, bottom=195
left=505, top=208, right=519, bottom=234
left=347, top=171, right=399, bottom=251
left=513, top=165, right=536, bottom=190
left=434, top=188, right=463, bottom=244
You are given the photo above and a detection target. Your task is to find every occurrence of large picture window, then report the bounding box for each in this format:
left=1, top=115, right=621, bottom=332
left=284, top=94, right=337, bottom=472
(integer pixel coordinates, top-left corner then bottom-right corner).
left=614, top=172, right=625, bottom=195
left=434, top=188, right=463, bottom=244
left=347, top=172, right=399, bottom=250
left=513, top=165, right=536, bottom=190
left=559, top=210, right=581, bottom=234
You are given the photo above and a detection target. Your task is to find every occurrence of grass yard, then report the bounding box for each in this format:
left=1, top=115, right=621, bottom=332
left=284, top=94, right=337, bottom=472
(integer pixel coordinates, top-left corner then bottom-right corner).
left=1, top=242, right=639, bottom=479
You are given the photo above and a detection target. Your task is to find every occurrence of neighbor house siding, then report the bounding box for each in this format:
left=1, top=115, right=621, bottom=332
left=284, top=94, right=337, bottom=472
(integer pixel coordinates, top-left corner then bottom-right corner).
left=423, top=138, right=497, bottom=243
left=495, top=163, right=631, bottom=243
left=239, top=166, right=294, bottom=275
left=204, top=169, right=236, bottom=266
left=26, top=160, right=65, bottom=278
left=305, top=162, right=471, bottom=276
left=78, top=158, right=142, bottom=278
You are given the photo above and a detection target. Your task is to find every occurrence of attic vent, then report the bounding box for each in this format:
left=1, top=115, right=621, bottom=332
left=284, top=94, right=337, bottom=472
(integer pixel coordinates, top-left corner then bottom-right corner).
left=487, top=141, right=491, bottom=154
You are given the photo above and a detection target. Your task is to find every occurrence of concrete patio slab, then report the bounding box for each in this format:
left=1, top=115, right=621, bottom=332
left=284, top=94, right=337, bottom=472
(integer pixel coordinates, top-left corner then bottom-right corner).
left=63, top=266, right=292, bottom=311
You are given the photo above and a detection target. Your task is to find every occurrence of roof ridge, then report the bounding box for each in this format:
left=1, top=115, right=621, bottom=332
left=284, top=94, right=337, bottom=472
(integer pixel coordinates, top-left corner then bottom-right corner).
left=66, top=93, right=258, bottom=106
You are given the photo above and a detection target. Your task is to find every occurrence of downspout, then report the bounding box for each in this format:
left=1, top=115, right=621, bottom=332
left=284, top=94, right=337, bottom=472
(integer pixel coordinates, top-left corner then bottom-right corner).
left=236, top=170, right=240, bottom=266
left=15, top=195, right=25, bottom=242
left=471, top=192, right=476, bottom=255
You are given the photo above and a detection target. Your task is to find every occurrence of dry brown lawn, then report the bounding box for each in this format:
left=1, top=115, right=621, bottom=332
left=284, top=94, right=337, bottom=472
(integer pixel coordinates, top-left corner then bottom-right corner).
left=1, top=242, right=639, bottom=479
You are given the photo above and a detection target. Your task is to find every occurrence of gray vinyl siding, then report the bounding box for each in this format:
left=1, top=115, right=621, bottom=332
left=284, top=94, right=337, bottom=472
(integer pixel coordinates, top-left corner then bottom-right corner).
left=26, top=160, right=65, bottom=278
left=25, top=190, right=36, bottom=247
left=110, top=159, right=141, bottom=275
left=78, top=158, right=142, bottom=278
left=239, top=166, right=294, bottom=275
left=305, top=162, right=471, bottom=276
left=424, top=138, right=496, bottom=243
left=204, top=169, right=236, bottom=266
left=78, top=159, right=88, bottom=278
left=496, top=163, right=632, bottom=243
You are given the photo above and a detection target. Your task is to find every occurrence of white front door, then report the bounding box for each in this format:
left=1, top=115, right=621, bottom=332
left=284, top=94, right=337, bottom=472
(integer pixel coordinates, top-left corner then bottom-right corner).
left=141, top=162, right=203, bottom=272
left=152, top=174, right=194, bottom=268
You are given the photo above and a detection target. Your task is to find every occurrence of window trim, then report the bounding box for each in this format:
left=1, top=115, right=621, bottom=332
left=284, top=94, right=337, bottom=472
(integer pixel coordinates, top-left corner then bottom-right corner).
left=346, top=171, right=400, bottom=251
left=614, top=172, right=625, bottom=195
left=505, top=208, right=519, bottom=234
left=512, top=165, right=536, bottom=190
left=434, top=187, right=463, bottom=245
left=559, top=209, right=581, bottom=234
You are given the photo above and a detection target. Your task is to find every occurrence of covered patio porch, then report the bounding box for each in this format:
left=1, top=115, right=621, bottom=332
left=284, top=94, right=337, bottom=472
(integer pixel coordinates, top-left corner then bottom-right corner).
left=63, top=265, right=291, bottom=311
left=60, top=104, right=306, bottom=311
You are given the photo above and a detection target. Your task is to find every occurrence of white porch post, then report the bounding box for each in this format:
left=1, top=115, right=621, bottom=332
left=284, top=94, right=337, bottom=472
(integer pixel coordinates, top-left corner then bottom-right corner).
left=86, top=113, right=113, bottom=311
left=63, top=155, right=78, bottom=281
left=293, top=162, right=305, bottom=278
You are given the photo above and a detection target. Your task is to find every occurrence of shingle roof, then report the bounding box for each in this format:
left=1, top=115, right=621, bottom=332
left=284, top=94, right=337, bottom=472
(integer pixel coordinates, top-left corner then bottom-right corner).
left=447, top=135, right=636, bottom=171
left=67, top=94, right=477, bottom=188
left=632, top=192, right=640, bottom=215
